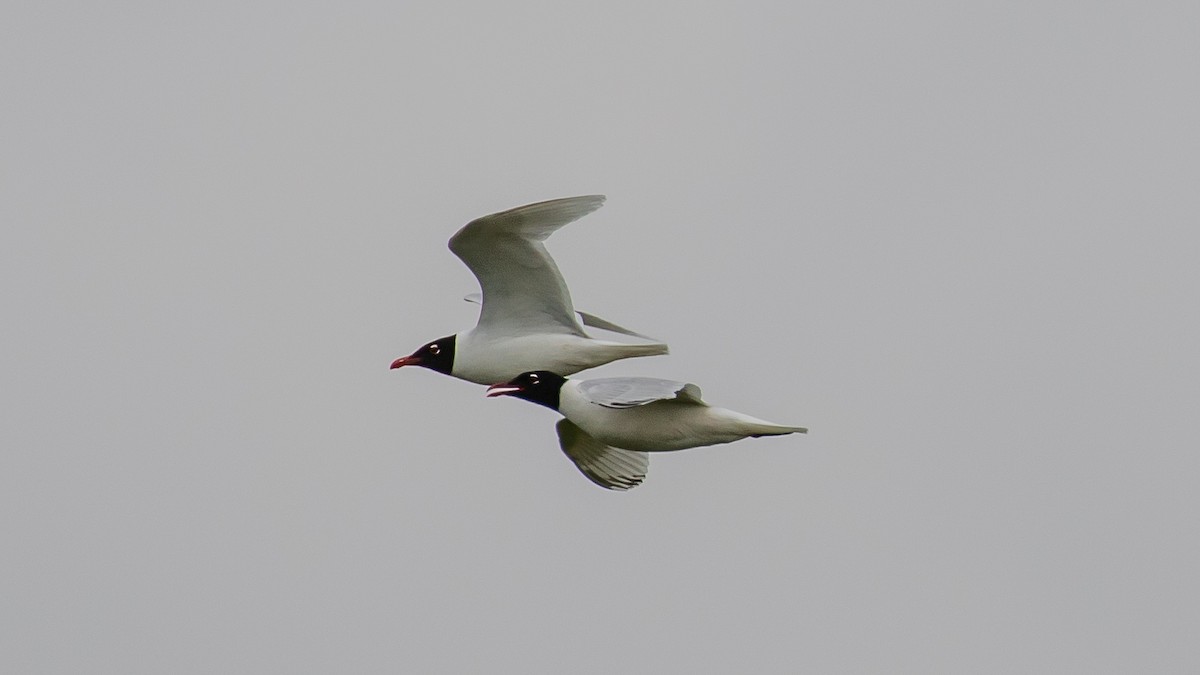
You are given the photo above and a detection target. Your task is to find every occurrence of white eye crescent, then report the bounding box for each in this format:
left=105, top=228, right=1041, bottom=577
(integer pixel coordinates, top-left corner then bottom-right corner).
left=428, top=344, right=440, bottom=355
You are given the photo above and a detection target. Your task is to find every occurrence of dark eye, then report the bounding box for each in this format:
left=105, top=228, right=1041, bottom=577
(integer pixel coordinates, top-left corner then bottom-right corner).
left=428, top=344, right=440, bottom=355
left=527, top=373, right=539, bottom=384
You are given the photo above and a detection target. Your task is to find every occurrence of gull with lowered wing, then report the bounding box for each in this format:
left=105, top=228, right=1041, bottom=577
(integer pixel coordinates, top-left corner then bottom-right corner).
left=487, top=371, right=807, bottom=490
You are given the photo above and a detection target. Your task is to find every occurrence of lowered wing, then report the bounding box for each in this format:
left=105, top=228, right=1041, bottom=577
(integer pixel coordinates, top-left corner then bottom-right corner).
left=556, top=419, right=648, bottom=490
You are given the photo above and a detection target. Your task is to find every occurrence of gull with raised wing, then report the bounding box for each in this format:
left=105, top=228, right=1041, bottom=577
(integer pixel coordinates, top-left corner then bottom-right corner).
left=486, top=371, right=807, bottom=490
left=390, top=196, right=668, bottom=384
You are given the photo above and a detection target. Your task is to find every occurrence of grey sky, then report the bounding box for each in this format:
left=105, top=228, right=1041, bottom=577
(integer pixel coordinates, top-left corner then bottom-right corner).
left=3, top=2, right=1198, bottom=673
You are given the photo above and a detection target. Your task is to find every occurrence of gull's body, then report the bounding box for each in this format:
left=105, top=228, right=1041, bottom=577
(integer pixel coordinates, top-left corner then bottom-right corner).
left=488, top=372, right=807, bottom=490
left=450, top=331, right=660, bottom=386
left=559, top=380, right=802, bottom=452
left=391, top=196, right=668, bottom=384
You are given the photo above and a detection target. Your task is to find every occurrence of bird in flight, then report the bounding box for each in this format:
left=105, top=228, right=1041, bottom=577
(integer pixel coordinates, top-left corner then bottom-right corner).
left=487, top=371, right=807, bottom=490
left=390, top=196, right=668, bottom=384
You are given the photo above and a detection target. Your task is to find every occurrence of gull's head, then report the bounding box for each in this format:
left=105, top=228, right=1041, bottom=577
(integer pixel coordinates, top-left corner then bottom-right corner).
left=485, top=370, right=567, bottom=410
left=390, top=335, right=456, bottom=375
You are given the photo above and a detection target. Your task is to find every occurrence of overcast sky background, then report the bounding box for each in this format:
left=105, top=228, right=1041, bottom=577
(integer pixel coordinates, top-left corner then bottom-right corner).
left=3, top=2, right=1198, bottom=673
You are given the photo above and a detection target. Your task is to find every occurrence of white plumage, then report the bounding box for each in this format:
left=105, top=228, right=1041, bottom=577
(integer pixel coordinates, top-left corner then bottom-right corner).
left=391, top=196, right=668, bottom=384
left=488, top=372, right=807, bottom=490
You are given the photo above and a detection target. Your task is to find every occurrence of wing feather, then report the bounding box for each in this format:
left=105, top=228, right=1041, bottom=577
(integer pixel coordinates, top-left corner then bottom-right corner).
left=464, top=292, right=661, bottom=342
left=556, top=419, right=648, bottom=490
left=448, top=196, right=604, bottom=337
left=577, top=377, right=706, bottom=409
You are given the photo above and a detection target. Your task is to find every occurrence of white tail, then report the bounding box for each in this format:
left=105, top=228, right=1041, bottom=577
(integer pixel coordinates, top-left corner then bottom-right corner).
left=728, top=411, right=807, bottom=437
left=617, top=342, right=670, bottom=358
left=745, top=423, right=807, bottom=437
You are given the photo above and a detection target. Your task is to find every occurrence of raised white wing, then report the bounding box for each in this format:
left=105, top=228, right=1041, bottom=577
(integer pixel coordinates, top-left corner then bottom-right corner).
left=577, top=377, right=705, bottom=409
left=556, top=419, right=648, bottom=490
left=449, top=196, right=604, bottom=337
left=463, top=292, right=660, bottom=341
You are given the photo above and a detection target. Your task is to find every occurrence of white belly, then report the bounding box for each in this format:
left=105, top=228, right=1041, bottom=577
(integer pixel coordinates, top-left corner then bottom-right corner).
left=560, top=396, right=750, bottom=452
left=451, top=332, right=610, bottom=384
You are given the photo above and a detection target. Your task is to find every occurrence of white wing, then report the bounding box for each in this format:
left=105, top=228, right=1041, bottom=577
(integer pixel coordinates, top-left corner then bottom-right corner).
left=574, top=310, right=660, bottom=341
left=556, top=419, right=648, bottom=490
left=577, top=377, right=705, bottom=409
left=463, top=292, right=660, bottom=341
left=449, top=196, right=605, bottom=337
